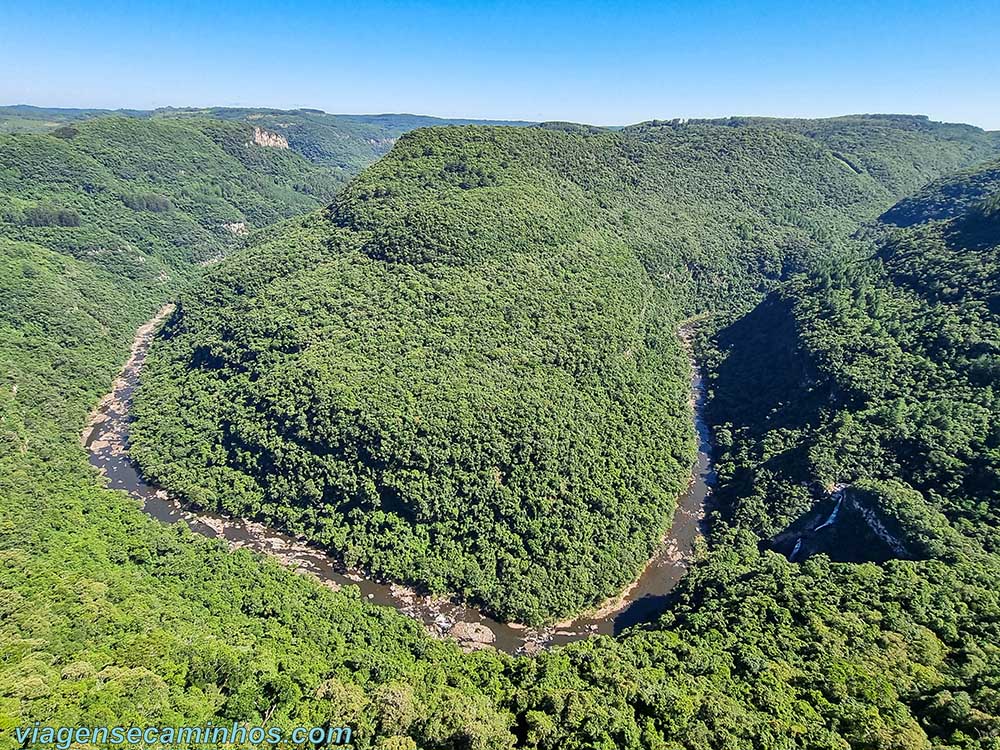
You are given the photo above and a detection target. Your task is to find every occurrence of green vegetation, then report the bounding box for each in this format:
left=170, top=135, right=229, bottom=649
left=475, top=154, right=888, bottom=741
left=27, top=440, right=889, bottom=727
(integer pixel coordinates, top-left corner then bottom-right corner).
left=701, top=160, right=1000, bottom=747
left=4, top=112, right=1000, bottom=749
left=688, top=114, right=1000, bottom=196
left=0, top=116, right=344, bottom=276
left=0, top=120, right=522, bottom=750
left=132, top=118, right=1000, bottom=624
left=705, top=160, right=1000, bottom=547
left=0, top=105, right=149, bottom=133
left=153, top=107, right=533, bottom=174
left=0, top=233, right=522, bottom=750
left=0, top=104, right=533, bottom=182
left=131, top=130, right=698, bottom=625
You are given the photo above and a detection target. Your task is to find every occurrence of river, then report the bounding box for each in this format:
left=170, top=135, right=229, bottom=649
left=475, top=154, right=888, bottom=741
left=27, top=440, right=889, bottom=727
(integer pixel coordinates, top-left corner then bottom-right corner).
left=83, top=306, right=715, bottom=655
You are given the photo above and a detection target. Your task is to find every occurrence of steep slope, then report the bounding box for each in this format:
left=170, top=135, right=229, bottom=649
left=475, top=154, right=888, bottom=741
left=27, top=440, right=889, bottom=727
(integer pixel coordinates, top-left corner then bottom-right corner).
left=0, top=232, right=522, bottom=749
left=698, top=158, right=1000, bottom=747
left=686, top=114, right=1000, bottom=196
left=706, top=159, right=1000, bottom=551
left=881, top=160, right=1000, bottom=226
left=0, top=116, right=343, bottom=276
left=131, top=118, right=1000, bottom=624
left=153, top=107, right=534, bottom=174
left=0, top=116, right=347, bottom=455
left=5, top=115, right=1000, bottom=750
left=0, top=104, right=534, bottom=185
left=0, top=121, right=520, bottom=750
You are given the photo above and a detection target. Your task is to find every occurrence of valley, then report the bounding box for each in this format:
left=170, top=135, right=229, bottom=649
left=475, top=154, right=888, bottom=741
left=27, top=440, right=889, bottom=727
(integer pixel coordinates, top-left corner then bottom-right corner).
left=127, top=117, right=1000, bottom=624
left=3, top=107, right=1000, bottom=749
left=84, top=309, right=714, bottom=653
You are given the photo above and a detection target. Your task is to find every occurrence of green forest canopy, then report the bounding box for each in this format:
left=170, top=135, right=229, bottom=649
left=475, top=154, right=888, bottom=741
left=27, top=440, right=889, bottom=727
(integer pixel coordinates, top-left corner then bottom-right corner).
left=0, top=104, right=534, bottom=180
left=131, top=117, right=1000, bottom=624
left=3, top=113, right=1000, bottom=749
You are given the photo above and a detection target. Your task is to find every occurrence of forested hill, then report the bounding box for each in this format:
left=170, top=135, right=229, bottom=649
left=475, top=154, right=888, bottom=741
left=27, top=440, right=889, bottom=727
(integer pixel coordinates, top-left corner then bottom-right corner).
left=707, top=158, right=1000, bottom=548
left=0, top=114, right=349, bottom=523
left=630, top=113, right=1000, bottom=197
left=881, top=159, right=1000, bottom=226
left=0, top=116, right=344, bottom=276
left=152, top=107, right=535, bottom=173
left=0, top=104, right=534, bottom=182
left=699, top=157, right=1000, bottom=746
left=5, top=111, right=1000, bottom=749
left=0, top=115, right=346, bottom=439
left=0, top=113, right=527, bottom=750
left=131, top=117, right=1000, bottom=625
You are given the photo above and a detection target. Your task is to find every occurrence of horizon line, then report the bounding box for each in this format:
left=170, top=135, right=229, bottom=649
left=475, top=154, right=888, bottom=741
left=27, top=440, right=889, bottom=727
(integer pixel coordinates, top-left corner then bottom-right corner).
left=3, top=101, right=998, bottom=133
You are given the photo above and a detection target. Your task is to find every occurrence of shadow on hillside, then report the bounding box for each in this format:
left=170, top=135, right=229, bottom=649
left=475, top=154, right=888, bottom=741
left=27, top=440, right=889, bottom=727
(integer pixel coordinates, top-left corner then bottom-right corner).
left=764, top=493, right=896, bottom=564
left=707, top=293, right=817, bottom=433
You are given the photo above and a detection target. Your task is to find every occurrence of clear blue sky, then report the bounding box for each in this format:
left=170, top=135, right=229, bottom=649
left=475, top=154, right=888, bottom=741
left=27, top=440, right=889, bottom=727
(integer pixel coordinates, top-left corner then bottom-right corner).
left=3, top=0, right=998, bottom=129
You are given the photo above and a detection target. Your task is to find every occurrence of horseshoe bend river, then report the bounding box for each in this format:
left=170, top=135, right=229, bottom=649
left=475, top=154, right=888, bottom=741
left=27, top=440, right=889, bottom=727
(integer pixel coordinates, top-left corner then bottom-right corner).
left=83, top=305, right=716, bottom=655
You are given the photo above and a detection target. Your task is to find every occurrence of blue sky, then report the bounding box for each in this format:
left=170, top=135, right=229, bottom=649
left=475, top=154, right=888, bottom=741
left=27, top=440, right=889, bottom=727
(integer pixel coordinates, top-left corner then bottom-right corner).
left=3, top=0, right=998, bottom=128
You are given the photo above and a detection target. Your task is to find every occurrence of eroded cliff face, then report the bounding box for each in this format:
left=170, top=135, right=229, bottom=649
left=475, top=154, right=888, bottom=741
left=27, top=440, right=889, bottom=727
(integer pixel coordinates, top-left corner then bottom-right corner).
left=367, top=136, right=396, bottom=154
left=769, top=484, right=916, bottom=564
left=845, top=492, right=913, bottom=558
left=252, top=126, right=289, bottom=148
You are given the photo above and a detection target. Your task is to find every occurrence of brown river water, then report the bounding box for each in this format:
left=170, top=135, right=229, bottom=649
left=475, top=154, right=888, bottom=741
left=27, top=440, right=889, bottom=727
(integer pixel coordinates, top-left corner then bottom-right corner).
left=83, top=306, right=715, bottom=655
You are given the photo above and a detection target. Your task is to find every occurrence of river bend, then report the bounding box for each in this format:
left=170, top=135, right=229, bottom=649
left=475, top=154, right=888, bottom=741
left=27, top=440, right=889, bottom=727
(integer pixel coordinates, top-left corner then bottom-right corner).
left=83, top=306, right=715, bottom=654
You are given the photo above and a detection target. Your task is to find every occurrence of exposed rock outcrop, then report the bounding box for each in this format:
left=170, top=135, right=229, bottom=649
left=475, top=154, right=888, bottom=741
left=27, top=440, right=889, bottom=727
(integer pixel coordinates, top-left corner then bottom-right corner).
left=449, top=621, right=496, bottom=650
left=845, top=492, right=913, bottom=558
left=252, top=127, right=289, bottom=149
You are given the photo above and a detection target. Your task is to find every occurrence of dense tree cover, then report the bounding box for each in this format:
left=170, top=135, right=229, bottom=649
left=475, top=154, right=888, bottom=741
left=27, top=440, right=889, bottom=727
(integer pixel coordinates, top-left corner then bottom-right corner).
left=0, top=117, right=345, bottom=275
left=7, top=231, right=1000, bottom=749
left=6, top=114, right=1000, bottom=749
left=0, top=105, right=151, bottom=133
left=0, top=125, right=523, bottom=750
left=700, top=161, right=1000, bottom=747
left=519, top=530, right=1000, bottom=749
left=0, top=236, right=523, bottom=750
left=683, top=114, right=1000, bottom=198
left=132, top=119, right=1000, bottom=624
left=132, top=170, right=696, bottom=625
left=0, top=104, right=533, bottom=181
left=882, top=162, right=1000, bottom=227
left=705, top=160, right=1000, bottom=545
left=153, top=108, right=533, bottom=173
